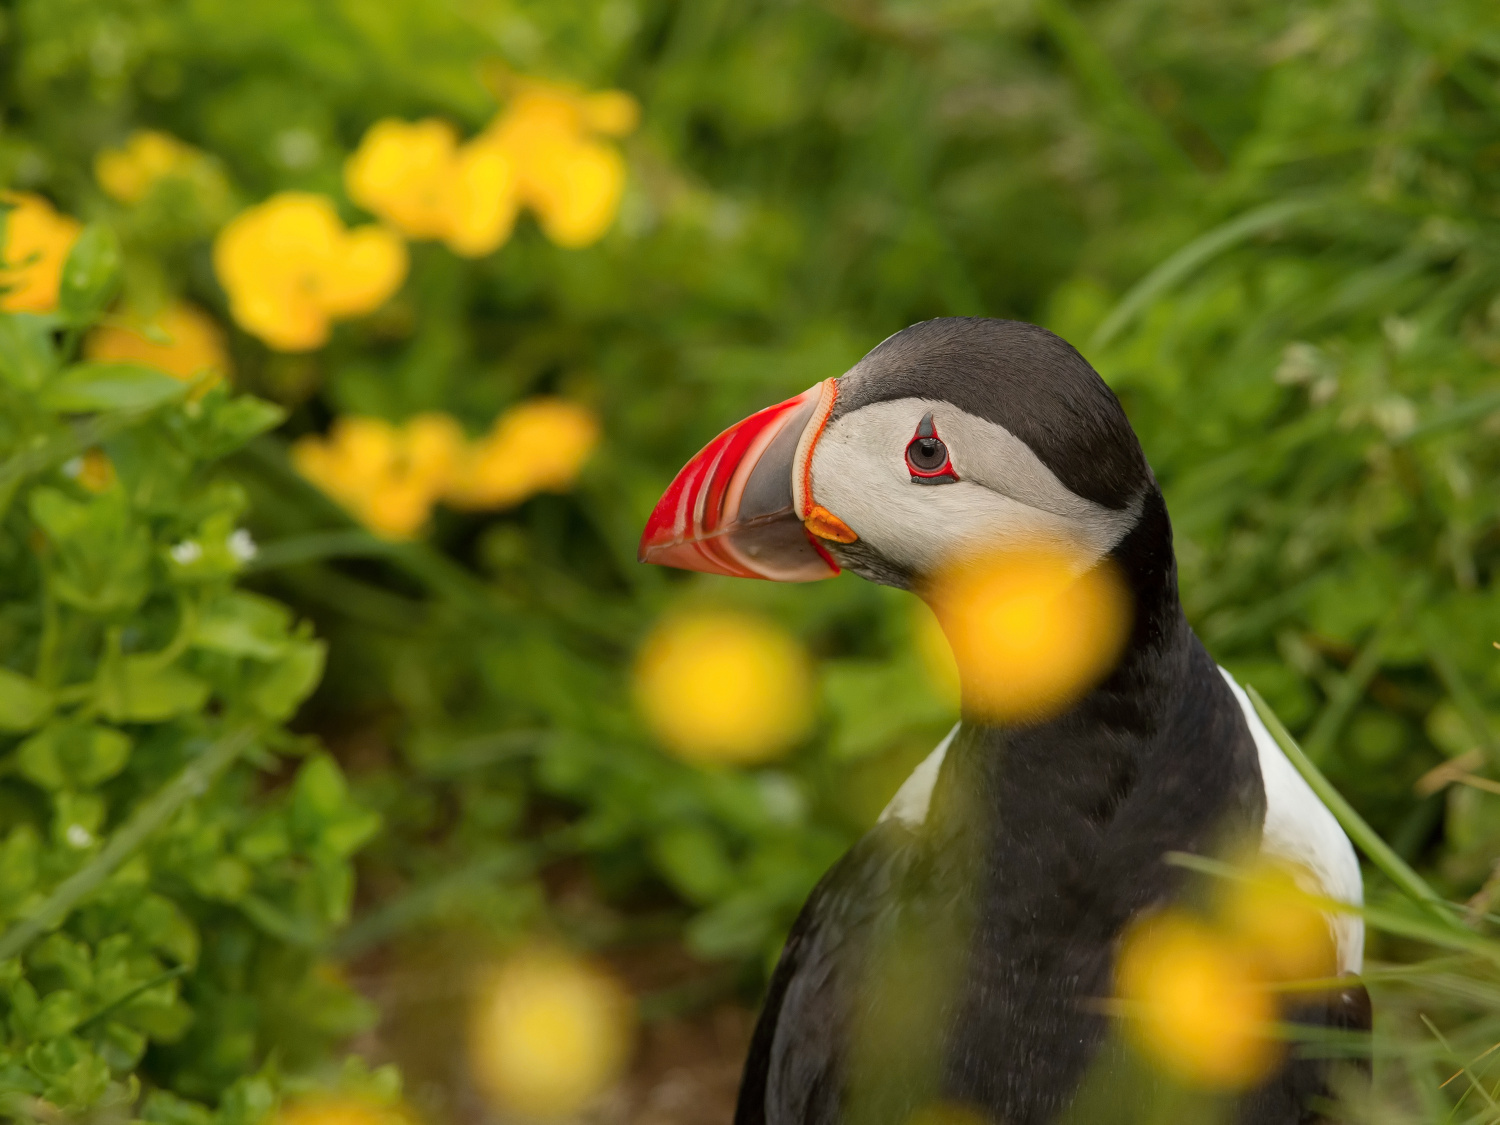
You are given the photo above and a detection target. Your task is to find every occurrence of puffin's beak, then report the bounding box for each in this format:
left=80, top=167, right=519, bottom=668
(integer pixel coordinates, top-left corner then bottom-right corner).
left=639, top=378, right=853, bottom=582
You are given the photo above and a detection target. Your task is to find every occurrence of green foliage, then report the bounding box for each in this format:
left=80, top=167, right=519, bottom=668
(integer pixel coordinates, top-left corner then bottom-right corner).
left=0, top=233, right=375, bottom=1120
left=2, top=0, right=1500, bottom=1121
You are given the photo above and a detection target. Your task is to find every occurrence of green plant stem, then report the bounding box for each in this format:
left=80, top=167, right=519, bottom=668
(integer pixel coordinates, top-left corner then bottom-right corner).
left=0, top=724, right=258, bottom=963
left=1090, top=197, right=1325, bottom=350
left=1246, top=685, right=1468, bottom=935
left=1423, top=622, right=1500, bottom=768
left=1303, top=616, right=1397, bottom=763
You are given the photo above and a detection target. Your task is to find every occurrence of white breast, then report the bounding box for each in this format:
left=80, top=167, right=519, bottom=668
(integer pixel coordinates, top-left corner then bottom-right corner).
left=1219, top=667, right=1365, bottom=973
left=876, top=673, right=1365, bottom=974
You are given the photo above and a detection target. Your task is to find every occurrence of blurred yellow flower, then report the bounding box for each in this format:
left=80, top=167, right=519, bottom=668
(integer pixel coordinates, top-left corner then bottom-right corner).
left=95, top=130, right=200, bottom=204
left=912, top=599, right=960, bottom=708
left=68, top=449, right=116, bottom=494
left=85, top=301, right=231, bottom=389
left=275, top=1096, right=412, bottom=1125
left=484, top=80, right=637, bottom=248
left=469, top=947, right=634, bottom=1119
left=445, top=397, right=600, bottom=509
left=0, top=192, right=82, bottom=314
left=926, top=546, right=1132, bottom=724
left=213, top=192, right=407, bottom=351
left=292, top=413, right=465, bottom=539
left=635, top=610, right=814, bottom=765
left=1220, top=859, right=1337, bottom=984
left=345, top=118, right=518, bottom=258
left=1116, top=911, right=1279, bottom=1089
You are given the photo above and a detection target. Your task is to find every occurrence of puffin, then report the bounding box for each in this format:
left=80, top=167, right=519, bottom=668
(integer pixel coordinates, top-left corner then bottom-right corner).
left=638, top=318, right=1370, bottom=1125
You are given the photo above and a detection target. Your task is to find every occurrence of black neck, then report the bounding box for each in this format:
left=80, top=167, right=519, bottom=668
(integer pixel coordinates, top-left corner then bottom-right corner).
left=924, top=484, right=1264, bottom=1122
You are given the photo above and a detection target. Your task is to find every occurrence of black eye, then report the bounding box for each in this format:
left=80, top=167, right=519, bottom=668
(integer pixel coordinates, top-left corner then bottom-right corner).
left=905, top=412, right=959, bottom=484
left=908, top=437, right=947, bottom=471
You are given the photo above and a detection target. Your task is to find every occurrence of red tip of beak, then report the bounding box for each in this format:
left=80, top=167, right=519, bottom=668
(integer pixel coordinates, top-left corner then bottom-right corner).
left=639, top=381, right=840, bottom=582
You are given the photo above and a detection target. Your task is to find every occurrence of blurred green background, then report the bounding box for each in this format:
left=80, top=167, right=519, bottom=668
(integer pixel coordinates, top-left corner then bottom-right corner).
left=1, top=0, right=1499, bottom=1122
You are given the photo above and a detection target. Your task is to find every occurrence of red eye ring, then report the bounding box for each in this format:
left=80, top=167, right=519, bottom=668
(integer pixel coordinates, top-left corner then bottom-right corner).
left=905, top=412, right=959, bottom=485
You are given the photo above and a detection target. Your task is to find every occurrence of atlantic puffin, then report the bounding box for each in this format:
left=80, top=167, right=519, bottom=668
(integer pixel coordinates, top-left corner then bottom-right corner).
left=638, top=318, right=1370, bottom=1124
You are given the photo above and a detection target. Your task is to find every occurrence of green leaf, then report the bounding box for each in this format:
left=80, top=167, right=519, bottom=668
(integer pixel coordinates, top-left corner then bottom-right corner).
left=248, top=635, right=325, bottom=719
left=652, top=824, right=735, bottom=904
left=39, top=362, right=187, bottom=414
left=17, top=724, right=132, bottom=789
left=30, top=989, right=83, bottom=1038
left=193, top=592, right=293, bottom=660
left=97, top=657, right=210, bottom=723
left=29, top=488, right=152, bottom=615
left=57, top=223, right=122, bottom=326
left=0, top=667, right=53, bottom=731
left=0, top=313, right=58, bottom=390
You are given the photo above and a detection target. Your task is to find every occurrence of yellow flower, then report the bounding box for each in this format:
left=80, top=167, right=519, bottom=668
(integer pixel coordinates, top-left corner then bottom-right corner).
left=292, top=413, right=465, bottom=539
left=469, top=948, right=633, bottom=1119
left=274, top=1097, right=412, bottom=1125
left=1116, top=911, right=1280, bottom=1089
left=213, top=192, right=407, bottom=351
left=445, top=398, right=599, bottom=510
left=68, top=449, right=116, bottom=494
left=483, top=80, right=637, bottom=248
left=635, top=610, right=814, bottom=765
left=345, top=119, right=518, bottom=257
left=0, top=193, right=82, bottom=314
left=1220, top=859, right=1338, bottom=984
left=85, top=301, right=231, bottom=390
left=94, top=130, right=200, bottom=204
left=926, top=546, right=1132, bottom=724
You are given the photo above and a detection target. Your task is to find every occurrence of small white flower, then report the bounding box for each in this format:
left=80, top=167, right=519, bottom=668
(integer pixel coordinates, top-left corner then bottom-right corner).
left=170, top=540, right=203, bottom=565
left=227, top=528, right=258, bottom=562
left=65, top=824, right=94, bottom=848
left=62, top=456, right=84, bottom=479
left=757, top=772, right=807, bottom=826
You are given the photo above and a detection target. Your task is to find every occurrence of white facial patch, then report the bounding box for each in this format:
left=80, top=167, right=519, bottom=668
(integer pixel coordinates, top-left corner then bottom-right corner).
left=808, top=398, right=1142, bottom=575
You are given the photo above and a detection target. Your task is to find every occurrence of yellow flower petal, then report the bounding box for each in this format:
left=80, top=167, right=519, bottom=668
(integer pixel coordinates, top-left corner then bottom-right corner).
left=345, top=118, right=461, bottom=240
left=1116, top=911, right=1279, bottom=1089
left=581, top=90, right=640, bottom=137
left=526, top=139, right=626, bottom=248
left=317, top=224, right=408, bottom=318
left=469, top=948, right=633, bottom=1118
left=635, top=610, right=814, bottom=765
left=0, top=193, right=83, bottom=314
left=445, top=398, right=599, bottom=509
left=443, top=138, right=519, bottom=257
left=85, top=302, right=231, bottom=389
left=94, top=130, right=200, bottom=204
left=213, top=192, right=408, bottom=351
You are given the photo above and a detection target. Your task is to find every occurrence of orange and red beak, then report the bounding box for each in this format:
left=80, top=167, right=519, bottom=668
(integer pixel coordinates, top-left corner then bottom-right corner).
left=638, top=378, right=856, bottom=582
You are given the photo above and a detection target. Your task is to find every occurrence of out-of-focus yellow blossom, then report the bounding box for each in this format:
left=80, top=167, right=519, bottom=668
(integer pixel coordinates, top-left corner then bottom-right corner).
left=926, top=546, right=1132, bottom=723
left=912, top=599, right=960, bottom=708
left=1220, top=859, right=1337, bottom=984
left=274, top=1096, right=413, bottom=1125
left=292, top=413, right=465, bottom=539
left=94, top=130, right=201, bottom=204
left=85, top=301, right=231, bottom=390
left=445, top=398, right=600, bottom=509
left=69, top=449, right=116, bottom=494
left=483, top=80, right=638, bottom=248
left=294, top=401, right=597, bottom=537
left=345, top=118, right=518, bottom=258
left=469, top=947, right=634, bottom=1119
left=635, top=610, right=814, bottom=765
left=213, top=192, right=407, bottom=351
left=0, top=192, right=82, bottom=314
left=1116, top=911, right=1279, bottom=1089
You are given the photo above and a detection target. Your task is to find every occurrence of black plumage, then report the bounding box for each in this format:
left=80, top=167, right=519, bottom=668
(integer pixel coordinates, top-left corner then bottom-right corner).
left=734, top=319, right=1371, bottom=1125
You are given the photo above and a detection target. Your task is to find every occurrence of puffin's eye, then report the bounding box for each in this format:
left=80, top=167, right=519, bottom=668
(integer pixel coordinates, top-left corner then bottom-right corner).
left=908, top=437, right=947, bottom=471
left=905, top=412, right=959, bottom=485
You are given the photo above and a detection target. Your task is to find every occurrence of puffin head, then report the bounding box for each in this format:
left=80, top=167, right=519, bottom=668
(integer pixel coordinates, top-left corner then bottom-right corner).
left=640, top=317, right=1163, bottom=602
